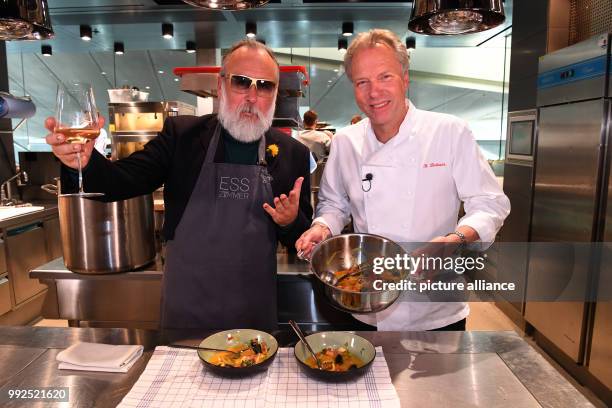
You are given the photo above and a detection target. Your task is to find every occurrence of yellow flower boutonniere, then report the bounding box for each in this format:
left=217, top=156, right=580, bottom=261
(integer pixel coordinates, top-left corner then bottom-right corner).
left=266, top=144, right=279, bottom=158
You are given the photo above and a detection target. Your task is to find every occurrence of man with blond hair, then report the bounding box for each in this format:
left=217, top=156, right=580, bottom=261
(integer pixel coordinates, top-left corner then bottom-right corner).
left=297, top=29, right=510, bottom=331
left=46, top=39, right=312, bottom=330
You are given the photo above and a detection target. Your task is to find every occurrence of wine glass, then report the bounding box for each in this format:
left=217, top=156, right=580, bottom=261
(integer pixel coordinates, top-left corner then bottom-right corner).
left=54, top=82, right=103, bottom=197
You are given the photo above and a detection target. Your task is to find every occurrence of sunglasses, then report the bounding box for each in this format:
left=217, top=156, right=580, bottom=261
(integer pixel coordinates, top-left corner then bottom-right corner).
left=225, top=73, right=277, bottom=97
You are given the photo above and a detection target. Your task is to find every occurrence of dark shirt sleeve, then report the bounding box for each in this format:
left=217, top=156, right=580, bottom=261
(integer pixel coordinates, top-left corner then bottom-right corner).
left=275, top=145, right=313, bottom=249
left=60, top=117, right=177, bottom=200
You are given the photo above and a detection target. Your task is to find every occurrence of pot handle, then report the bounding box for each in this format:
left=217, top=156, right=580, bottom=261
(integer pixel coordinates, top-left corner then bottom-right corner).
left=41, top=184, right=58, bottom=196
left=297, top=241, right=321, bottom=263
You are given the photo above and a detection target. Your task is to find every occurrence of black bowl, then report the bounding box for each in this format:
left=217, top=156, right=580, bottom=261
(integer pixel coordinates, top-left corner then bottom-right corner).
left=197, top=329, right=278, bottom=377
left=294, top=331, right=375, bottom=382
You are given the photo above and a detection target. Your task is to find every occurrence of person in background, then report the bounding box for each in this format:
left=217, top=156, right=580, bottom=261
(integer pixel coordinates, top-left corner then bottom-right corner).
left=295, top=110, right=332, bottom=161
left=45, top=39, right=312, bottom=331
left=350, top=114, right=363, bottom=125
left=296, top=29, right=510, bottom=331
left=93, top=127, right=108, bottom=156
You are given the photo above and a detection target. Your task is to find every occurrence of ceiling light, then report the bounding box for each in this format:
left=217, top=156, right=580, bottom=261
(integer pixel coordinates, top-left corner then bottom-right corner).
left=338, top=38, right=348, bottom=52
left=114, top=42, right=124, bottom=55
left=158, top=70, right=164, bottom=74
left=174, top=78, right=179, bottom=82
left=333, top=68, right=339, bottom=72
left=405, top=36, right=416, bottom=49
left=245, top=22, right=257, bottom=38
left=101, top=71, right=107, bottom=75
left=181, top=1, right=270, bottom=10
left=80, top=25, right=92, bottom=41
left=162, top=23, right=173, bottom=39
left=342, top=22, right=353, bottom=37
left=145, top=86, right=151, bottom=89
left=408, top=0, right=505, bottom=35
left=186, top=40, right=196, bottom=53
left=41, top=44, right=52, bottom=56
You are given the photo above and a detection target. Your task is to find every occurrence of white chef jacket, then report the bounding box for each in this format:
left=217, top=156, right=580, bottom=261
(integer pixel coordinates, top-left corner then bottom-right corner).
left=296, top=129, right=332, bottom=160
left=313, top=100, right=510, bottom=330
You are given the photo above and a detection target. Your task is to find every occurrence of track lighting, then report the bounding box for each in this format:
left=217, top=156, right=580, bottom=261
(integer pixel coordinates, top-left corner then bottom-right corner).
left=41, top=44, right=52, bottom=56
left=246, top=22, right=257, bottom=38
left=186, top=40, right=196, bottom=53
left=342, top=22, right=353, bottom=37
left=406, top=36, right=416, bottom=49
left=162, top=23, right=174, bottom=39
left=80, top=25, right=92, bottom=41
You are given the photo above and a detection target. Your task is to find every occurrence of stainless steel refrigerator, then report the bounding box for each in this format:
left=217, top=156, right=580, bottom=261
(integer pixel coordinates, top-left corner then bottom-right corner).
left=528, top=33, right=612, bottom=389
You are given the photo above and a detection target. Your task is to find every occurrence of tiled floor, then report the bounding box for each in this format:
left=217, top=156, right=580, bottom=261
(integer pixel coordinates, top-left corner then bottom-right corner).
left=466, top=302, right=522, bottom=332
left=34, top=318, right=68, bottom=327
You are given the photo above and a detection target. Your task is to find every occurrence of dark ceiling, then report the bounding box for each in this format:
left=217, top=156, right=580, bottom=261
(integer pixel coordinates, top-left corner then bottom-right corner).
left=8, top=0, right=513, bottom=51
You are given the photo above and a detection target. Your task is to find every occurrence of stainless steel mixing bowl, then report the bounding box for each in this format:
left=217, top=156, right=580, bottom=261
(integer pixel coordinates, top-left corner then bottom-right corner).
left=310, top=233, right=408, bottom=314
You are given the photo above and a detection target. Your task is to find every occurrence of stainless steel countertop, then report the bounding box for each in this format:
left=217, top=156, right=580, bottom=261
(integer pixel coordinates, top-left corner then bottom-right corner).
left=0, top=327, right=595, bottom=408
left=30, top=252, right=310, bottom=280
left=0, top=205, right=58, bottom=230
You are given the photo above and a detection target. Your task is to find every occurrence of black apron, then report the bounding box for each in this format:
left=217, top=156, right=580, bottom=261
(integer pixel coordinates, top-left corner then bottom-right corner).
left=162, top=124, right=277, bottom=330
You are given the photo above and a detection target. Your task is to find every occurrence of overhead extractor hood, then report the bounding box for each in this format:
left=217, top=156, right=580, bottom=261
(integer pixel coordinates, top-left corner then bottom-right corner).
left=408, top=0, right=505, bottom=35
left=0, top=0, right=54, bottom=40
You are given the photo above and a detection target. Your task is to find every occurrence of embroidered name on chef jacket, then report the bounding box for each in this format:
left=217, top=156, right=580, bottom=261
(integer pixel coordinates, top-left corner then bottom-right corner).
left=218, top=176, right=250, bottom=200
left=423, top=162, right=447, bottom=168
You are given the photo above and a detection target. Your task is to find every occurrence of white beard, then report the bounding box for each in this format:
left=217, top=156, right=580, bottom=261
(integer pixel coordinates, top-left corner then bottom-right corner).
left=217, top=84, right=276, bottom=143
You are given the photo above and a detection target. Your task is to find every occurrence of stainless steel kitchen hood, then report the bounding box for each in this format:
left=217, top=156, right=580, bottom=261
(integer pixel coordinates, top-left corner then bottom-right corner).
left=0, top=0, right=54, bottom=41
left=408, top=0, right=505, bottom=35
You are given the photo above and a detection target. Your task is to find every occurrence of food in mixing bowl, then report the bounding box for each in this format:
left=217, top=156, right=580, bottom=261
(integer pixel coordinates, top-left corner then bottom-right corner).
left=334, top=265, right=365, bottom=291
left=333, top=265, right=399, bottom=292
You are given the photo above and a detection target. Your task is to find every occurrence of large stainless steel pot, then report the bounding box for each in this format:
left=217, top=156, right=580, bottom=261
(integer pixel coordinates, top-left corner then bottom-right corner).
left=310, top=233, right=408, bottom=314
left=43, top=179, right=156, bottom=274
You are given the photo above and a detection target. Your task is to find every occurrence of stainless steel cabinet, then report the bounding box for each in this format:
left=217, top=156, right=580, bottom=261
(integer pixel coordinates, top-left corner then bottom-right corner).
left=6, top=223, right=49, bottom=305
left=588, top=301, right=612, bottom=389
left=43, top=218, right=62, bottom=260
left=0, top=238, right=6, bottom=275
left=526, top=100, right=606, bottom=363
left=0, top=276, right=11, bottom=316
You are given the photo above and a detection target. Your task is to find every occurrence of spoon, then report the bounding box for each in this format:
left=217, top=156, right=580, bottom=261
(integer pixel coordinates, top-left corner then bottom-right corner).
left=167, top=344, right=246, bottom=356
left=288, top=320, right=323, bottom=370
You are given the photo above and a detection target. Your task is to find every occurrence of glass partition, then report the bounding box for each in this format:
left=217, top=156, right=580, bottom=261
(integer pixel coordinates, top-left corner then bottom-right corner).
left=7, top=31, right=510, bottom=162
left=7, top=49, right=197, bottom=158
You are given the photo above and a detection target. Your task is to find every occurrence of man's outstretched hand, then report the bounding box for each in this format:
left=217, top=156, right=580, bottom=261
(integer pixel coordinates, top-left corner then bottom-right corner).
left=263, top=176, right=304, bottom=227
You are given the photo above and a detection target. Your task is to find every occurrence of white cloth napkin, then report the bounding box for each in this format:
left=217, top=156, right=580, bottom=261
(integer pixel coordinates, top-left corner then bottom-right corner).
left=56, top=342, right=143, bottom=373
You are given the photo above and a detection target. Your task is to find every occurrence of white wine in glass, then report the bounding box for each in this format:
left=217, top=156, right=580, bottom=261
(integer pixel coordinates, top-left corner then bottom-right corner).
left=54, top=82, right=103, bottom=197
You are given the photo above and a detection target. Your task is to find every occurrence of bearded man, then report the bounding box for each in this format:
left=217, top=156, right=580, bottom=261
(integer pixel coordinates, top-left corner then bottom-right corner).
left=44, top=40, right=312, bottom=330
